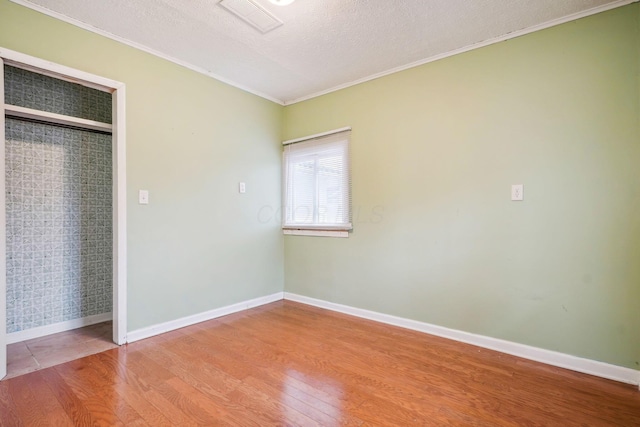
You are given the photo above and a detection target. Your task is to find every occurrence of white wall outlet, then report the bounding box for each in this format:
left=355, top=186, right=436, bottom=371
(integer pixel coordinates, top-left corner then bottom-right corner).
left=239, top=182, right=246, bottom=194
left=511, top=184, right=524, bottom=201
left=139, top=190, right=149, bottom=204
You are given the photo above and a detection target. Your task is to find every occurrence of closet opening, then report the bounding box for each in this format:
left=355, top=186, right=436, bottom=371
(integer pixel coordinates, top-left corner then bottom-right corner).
left=0, top=48, right=127, bottom=380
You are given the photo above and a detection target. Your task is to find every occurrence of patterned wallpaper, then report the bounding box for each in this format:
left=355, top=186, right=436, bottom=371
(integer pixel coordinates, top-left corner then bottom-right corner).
left=4, top=65, right=113, bottom=334
left=4, top=65, right=112, bottom=123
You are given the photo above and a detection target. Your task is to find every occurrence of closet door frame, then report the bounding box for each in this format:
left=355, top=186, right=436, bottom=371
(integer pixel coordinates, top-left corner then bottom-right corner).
left=0, top=48, right=128, bottom=379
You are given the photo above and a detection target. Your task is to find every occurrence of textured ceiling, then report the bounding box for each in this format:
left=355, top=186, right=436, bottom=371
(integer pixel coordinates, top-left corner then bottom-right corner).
left=13, top=0, right=632, bottom=104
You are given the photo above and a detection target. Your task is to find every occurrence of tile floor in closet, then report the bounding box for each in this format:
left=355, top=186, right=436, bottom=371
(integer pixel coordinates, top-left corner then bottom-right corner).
left=6, top=321, right=117, bottom=379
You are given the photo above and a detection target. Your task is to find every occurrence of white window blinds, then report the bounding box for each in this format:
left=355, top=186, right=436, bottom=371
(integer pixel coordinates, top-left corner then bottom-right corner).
left=283, top=129, right=352, bottom=231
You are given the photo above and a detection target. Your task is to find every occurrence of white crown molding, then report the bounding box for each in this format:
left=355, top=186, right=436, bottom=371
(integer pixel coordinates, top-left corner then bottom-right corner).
left=8, top=0, right=286, bottom=106
left=284, top=293, right=640, bottom=387
left=9, top=0, right=637, bottom=107
left=283, top=0, right=639, bottom=105
left=127, top=292, right=284, bottom=343
left=0, top=46, right=123, bottom=92
left=6, top=312, right=113, bottom=344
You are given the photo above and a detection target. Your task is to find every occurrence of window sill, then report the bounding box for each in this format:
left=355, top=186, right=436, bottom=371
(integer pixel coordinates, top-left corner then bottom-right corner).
left=283, top=229, right=349, bottom=238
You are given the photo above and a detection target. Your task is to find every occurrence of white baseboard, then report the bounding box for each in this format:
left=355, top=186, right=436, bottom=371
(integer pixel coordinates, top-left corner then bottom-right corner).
left=6, top=312, right=113, bottom=344
left=284, top=292, right=640, bottom=386
left=126, top=292, right=284, bottom=343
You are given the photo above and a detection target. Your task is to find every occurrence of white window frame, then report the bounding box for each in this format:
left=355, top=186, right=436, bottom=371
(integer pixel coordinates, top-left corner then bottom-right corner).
left=282, top=127, right=352, bottom=238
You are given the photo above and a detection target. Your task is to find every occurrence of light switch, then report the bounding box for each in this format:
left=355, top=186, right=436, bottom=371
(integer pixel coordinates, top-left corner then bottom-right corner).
left=239, top=182, right=246, bottom=194
left=511, top=184, right=523, bottom=201
left=139, top=190, right=149, bottom=204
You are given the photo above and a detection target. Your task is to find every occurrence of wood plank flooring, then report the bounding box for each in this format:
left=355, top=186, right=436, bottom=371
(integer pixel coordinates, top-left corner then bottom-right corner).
left=1, top=300, right=638, bottom=426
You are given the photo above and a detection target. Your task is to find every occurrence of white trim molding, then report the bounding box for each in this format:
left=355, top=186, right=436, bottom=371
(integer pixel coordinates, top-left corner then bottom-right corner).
left=284, top=293, right=640, bottom=387
left=127, top=292, right=284, bottom=343
left=9, top=0, right=637, bottom=106
left=4, top=104, right=113, bottom=133
left=6, top=312, right=113, bottom=344
left=8, top=0, right=285, bottom=106
left=112, top=80, right=127, bottom=346
left=283, top=229, right=349, bottom=238
left=0, top=47, right=128, bottom=348
left=283, top=0, right=639, bottom=105
left=282, top=126, right=352, bottom=145
left=1, top=48, right=122, bottom=92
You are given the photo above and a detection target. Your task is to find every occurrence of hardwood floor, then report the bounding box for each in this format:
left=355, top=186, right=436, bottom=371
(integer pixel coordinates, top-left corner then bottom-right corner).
left=6, top=322, right=117, bottom=379
left=1, top=300, right=638, bottom=426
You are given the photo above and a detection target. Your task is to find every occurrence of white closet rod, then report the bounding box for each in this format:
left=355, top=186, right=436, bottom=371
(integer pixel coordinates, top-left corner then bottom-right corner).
left=4, top=104, right=113, bottom=134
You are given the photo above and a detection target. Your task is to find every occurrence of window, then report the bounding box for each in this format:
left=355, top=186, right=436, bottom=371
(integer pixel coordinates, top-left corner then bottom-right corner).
left=282, top=128, right=352, bottom=237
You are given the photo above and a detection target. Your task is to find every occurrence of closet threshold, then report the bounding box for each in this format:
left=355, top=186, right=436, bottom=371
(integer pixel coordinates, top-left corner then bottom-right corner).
left=4, top=104, right=112, bottom=134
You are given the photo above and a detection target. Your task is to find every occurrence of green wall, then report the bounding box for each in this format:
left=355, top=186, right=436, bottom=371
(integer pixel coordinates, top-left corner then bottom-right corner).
left=1, top=0, right=638, bottom=370
left=0, top=0, right=284, bottom=331
left=283, top=5, right=640, bottom=369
